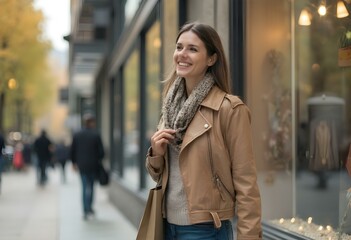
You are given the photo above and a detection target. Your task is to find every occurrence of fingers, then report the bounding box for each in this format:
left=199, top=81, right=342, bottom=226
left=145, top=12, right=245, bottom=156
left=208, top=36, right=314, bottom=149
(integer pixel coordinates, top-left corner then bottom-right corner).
left=151, top=129, right=176, bottom=156
left=152, top=129, right=176, bottom=141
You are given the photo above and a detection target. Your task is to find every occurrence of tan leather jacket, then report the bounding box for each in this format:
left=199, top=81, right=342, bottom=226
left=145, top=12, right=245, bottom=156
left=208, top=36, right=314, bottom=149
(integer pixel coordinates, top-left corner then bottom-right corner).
left=146, top=86, right=262, bottom=239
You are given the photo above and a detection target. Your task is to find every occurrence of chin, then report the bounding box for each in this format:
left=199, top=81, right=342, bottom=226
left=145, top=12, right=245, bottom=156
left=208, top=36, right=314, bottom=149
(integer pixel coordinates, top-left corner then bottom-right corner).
left=176, top=71, right=188, bottom=78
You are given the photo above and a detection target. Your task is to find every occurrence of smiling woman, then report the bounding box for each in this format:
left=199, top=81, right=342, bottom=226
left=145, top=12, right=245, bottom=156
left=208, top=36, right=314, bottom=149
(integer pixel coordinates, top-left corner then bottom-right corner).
left=145, top=22, right=262, bottom=240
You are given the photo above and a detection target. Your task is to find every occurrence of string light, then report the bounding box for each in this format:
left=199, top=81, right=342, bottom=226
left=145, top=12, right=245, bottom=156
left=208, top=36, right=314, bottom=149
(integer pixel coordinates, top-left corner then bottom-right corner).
left=318, top=1, right=327, bottom=16
left=299, top=1, right=350, bottom=26
left=337, top=0, right=349, bottom=18
left=298, top=8, right=312, bottom=26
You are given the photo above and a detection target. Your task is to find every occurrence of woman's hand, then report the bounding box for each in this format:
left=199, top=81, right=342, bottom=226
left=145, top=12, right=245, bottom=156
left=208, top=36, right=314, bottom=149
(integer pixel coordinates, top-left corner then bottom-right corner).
left=150, top=129, right=176, bottom=157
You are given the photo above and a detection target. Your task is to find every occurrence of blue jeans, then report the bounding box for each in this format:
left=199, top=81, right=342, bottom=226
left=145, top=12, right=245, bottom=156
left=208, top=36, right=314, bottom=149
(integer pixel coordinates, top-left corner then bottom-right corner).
left=165, top=220, right=233, bottom=240
left=80, top=173, right=95, bottom=215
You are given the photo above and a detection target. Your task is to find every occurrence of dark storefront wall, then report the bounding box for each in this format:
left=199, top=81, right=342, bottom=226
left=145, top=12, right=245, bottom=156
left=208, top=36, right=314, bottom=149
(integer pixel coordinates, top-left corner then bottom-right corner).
left=246, top=0, right=351, bottom=237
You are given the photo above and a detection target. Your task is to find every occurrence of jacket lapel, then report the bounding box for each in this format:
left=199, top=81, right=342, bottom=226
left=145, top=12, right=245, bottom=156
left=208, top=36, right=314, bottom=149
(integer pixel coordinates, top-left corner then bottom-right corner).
left=180, top=86, right=226, bottom=152
left=181, top=110, right=211, bottom=151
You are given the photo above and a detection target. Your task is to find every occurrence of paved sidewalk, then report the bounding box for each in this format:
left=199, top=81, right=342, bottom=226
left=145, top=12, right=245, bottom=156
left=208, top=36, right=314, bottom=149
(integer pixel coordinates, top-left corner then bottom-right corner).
left=0, top=164, right=137, bottom=240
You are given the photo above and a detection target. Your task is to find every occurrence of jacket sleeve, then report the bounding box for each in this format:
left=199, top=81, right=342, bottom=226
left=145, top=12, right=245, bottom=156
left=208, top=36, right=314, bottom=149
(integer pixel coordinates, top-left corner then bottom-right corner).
left=145, top=147, right=165, bottom=182
left=223, top=100, right=262, bottom=240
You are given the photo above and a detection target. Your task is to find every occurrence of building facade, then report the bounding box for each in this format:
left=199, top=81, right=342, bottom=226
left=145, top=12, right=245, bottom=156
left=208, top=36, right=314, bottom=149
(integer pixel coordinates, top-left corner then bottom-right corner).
left=67, top=0, right=351, bottom=238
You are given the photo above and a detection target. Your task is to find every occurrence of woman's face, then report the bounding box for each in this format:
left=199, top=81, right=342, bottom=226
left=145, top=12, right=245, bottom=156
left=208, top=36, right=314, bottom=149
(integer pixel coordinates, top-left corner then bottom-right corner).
left=173, top=31, right=213, bottom=84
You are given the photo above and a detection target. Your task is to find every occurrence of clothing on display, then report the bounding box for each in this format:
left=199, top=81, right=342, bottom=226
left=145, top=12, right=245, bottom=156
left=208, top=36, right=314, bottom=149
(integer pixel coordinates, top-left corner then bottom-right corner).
left=309, top=119, right=339, bottom=171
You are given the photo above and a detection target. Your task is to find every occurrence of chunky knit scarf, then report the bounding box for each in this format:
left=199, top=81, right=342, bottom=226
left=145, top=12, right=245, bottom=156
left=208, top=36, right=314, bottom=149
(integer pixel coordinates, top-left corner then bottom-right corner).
left=162, top=73, right=215, bottom=149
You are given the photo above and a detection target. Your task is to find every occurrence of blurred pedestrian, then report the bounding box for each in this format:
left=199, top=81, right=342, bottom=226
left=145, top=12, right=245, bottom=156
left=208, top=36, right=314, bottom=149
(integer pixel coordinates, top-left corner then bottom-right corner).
left=13, top=142, right=24, bottom=171
left=70, top=114, right=105, bottom=220
left=34, top=130, right=53, bottom=186
left=0, top=131, right=5, bottom=193
left=146, top=22, right=262, bottom=239
left=54, top=141, right=69, bottom=183
left=22, top=139, right=33, bottom=167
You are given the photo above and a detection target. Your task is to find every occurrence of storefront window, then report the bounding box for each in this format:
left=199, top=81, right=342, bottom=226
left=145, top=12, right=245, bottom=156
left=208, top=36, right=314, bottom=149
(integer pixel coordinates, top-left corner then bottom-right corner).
left=123, top=48, right=140, bottom=191
left=145, top=21, right=161, bottom=189
left=295, top=0, right=351, bottom=237
left=246, top=0, right=351, bottom=238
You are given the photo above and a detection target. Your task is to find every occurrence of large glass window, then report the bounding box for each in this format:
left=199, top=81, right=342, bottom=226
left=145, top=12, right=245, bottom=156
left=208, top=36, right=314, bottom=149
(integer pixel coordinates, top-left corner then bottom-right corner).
left=295, top=0, right=351, bottom=236
left=145, top=20, right=161, bottom=189
left=246, top=0, right=351, bottom=238
left=123, top=47, right=140, bottom=191
left=246, top=0, right=293, bottom=220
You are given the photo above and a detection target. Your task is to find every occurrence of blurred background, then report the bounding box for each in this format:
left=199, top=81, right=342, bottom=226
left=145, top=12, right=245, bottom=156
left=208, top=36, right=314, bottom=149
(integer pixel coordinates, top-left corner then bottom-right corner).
left=2, top=0, right=351, bottom=239
left=0, top=0, right=70, bottom=144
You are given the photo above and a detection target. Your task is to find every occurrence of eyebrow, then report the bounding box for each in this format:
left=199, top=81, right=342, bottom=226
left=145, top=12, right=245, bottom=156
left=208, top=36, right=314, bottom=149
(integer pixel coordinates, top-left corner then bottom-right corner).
left=176, top=43, right=199, bottom=48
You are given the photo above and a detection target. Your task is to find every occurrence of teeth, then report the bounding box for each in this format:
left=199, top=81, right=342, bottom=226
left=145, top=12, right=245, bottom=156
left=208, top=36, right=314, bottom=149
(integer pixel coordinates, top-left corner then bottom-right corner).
left=179, top=62, right=189, bottom=67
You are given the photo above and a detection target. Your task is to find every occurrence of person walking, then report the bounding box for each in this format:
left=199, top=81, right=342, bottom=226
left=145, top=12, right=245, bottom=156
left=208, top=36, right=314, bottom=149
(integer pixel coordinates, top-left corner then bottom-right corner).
left=34, top=130, right=53, bottom=186
left=54, top=141, right=69, bottom=183
left=22, top=138, right=33, bottom=167
left=70, top=114, right=105, bottom=220
left=146, top=22, right=262, bottom=239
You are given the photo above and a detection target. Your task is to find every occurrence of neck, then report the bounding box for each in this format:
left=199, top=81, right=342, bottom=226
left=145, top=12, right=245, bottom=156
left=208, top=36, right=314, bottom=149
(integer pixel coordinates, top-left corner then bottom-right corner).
left=184, top=75, right=205, bottom=95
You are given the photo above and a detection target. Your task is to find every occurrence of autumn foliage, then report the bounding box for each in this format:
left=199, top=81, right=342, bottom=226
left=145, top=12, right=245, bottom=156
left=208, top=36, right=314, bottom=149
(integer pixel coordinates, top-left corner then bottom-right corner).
left=0, top=0, right=56, bottom=133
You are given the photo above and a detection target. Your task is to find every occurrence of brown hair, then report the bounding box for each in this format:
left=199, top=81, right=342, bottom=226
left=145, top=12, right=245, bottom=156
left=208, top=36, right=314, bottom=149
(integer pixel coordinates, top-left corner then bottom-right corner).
left=162, top=22, right=232, bottom=97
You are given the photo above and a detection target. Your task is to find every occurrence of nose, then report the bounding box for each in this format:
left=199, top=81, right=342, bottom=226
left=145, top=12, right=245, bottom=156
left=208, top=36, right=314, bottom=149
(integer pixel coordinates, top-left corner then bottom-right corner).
left=177, top=48, right=187, bottom=59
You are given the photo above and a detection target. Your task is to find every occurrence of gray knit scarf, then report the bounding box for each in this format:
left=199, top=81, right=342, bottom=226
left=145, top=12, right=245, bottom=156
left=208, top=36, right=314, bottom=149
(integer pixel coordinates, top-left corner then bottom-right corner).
left=162, top=73, right=215, bottom=149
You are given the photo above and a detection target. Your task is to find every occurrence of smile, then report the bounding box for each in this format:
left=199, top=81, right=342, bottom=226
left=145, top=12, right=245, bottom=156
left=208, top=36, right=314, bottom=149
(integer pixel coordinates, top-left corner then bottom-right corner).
left=178, top=62, right=190, bottom=67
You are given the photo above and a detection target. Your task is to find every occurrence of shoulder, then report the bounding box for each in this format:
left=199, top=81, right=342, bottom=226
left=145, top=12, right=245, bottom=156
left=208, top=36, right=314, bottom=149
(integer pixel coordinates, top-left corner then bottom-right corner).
left=220, top=94, right=251, bottom=120
left=202, top=86, right=248, bottom=113
left=221, top=94, right=248, bottom=113
left=223, top=94, right=245, bottom=109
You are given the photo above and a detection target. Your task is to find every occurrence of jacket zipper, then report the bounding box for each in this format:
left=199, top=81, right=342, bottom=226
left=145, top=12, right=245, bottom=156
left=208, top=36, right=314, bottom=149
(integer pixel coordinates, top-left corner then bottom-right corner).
left=215, top=176, right=226, bottom=201
left=215, top=175, right=235, bottom=202
left=206, top=132, right=235, bottom=203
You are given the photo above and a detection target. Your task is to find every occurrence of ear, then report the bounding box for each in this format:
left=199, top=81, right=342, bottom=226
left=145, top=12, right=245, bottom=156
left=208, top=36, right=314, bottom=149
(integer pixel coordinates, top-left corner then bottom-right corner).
left=207, top=53, right=218, bottom=66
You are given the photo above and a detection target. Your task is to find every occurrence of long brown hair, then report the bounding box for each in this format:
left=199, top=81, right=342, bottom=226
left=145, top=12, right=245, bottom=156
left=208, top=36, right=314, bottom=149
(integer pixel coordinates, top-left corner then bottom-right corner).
left=162, top=22, right=232, bottom=97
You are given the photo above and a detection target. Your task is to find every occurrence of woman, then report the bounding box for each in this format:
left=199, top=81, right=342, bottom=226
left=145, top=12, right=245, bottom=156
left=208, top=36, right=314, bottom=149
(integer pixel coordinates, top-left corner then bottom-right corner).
left=146, top=22, right=262, bottom=240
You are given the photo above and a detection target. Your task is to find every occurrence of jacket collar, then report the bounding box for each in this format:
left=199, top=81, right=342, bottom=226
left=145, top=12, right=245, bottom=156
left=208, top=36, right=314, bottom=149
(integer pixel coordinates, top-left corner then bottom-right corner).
left=200, top=85, right=226, bottom=111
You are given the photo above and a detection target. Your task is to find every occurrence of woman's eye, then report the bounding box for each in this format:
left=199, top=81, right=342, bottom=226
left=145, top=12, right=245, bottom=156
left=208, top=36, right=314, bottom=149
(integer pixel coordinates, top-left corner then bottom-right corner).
left=176, top=45, right=182, bottom=51
left=190, top=47, right=197, bottom=52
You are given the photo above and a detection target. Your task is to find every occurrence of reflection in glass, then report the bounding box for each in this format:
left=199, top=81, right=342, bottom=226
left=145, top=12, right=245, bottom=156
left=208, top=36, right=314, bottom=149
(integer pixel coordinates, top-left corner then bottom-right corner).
left=145, top=21, right=161, bottom=189
left=123, top=48, right=140, bottom=191
left=245, top=0, right=293, bottom=222
left=295, top=0, right=351, bottom=232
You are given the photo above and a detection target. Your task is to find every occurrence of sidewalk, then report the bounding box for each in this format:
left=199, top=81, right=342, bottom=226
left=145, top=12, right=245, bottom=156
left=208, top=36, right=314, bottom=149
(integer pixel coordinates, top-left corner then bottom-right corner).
left=0, top=163, right=137, bottom=240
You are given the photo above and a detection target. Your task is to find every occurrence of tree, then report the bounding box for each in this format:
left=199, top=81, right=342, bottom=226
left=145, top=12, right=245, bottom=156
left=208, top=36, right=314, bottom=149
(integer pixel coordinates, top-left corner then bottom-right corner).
left=0, top=0, right=55, bottom=134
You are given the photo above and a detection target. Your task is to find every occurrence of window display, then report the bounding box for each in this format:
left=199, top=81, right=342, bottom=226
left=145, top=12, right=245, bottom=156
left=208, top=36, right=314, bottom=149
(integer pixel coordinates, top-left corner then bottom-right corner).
left=246, top=0, right=351, bottom=237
